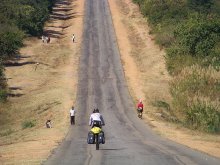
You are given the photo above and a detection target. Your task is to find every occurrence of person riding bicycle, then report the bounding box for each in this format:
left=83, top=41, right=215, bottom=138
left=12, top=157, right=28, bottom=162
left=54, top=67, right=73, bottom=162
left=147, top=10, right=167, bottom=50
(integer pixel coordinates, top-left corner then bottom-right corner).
left=89, top=109, right=105, bottom=128
left=137, top=100, right=144, bottom=118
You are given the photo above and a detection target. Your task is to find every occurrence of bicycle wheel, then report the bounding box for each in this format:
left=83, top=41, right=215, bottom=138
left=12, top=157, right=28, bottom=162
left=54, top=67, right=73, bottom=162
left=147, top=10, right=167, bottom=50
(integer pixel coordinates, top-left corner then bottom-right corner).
left=96, top=134, right=99, bottom=150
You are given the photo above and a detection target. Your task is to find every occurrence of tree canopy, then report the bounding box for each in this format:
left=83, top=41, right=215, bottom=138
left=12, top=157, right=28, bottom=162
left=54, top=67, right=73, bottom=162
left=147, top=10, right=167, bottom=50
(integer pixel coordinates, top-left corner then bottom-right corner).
left=0, top=0, right=56, bottom=102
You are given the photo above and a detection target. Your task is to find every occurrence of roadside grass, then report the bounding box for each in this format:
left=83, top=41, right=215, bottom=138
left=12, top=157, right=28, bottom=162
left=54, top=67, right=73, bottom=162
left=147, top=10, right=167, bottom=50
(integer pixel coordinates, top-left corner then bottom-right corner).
left=116, top=0, right=130, bottom=15
left=122, top=16, right=172, bottom=113
left=170, top=64, right=220, bottom=133
left=165, top=53, right=200, bottom=76
left=0, top=127, right=14, bottom=136
left=154, top=24, right=175, bottom=50
left=22, top=121, right=35, bottom=130
left=153, top=120, right=220, bottom=143
left=0, top=37, right=76, bottom=146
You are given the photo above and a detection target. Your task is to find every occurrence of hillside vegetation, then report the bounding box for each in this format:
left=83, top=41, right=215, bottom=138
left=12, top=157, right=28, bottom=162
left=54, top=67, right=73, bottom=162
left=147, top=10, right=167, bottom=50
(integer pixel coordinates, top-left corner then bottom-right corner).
left=133, top=0, right=220, bottom=133
left=0, top=0, right=56, bottom=103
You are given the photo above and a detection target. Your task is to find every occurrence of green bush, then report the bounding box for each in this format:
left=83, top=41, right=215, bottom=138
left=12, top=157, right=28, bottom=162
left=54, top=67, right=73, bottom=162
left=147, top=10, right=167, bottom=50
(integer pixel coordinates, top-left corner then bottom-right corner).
left=133, top=0, right=188, bottom=27
left=0, top=0, right=56, bottom=36
left=165, top=53, right=200, bottom=75
left=0, top=63, right=8, bottom=103
left=186, top=0, right=215, bottom=15
left=0, top=88, right=8, bottom=103
left=0, top=27, right=25, bottom=59
left=152, top=100, right=170, bottom=111
left=22, top=121, right=35, bottom=130
left=173, top=13, right=220, bottom=57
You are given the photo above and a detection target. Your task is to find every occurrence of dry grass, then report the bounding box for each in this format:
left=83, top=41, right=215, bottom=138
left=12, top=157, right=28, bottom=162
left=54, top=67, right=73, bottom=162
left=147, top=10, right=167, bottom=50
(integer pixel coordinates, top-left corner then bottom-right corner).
left=120, top=14, right=172, bottom=114
left=170, top=64, right=220, bottom=132
left=116, top=0, right=130, bottom=15
left=0, top=38, right=75, bottom=144
left=0, top=0, right=82, bottom=163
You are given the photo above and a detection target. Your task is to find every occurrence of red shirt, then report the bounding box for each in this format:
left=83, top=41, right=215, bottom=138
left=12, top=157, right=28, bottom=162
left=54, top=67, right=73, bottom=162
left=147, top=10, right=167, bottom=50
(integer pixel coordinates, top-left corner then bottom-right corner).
left=138, top=103, right=143, bottom=107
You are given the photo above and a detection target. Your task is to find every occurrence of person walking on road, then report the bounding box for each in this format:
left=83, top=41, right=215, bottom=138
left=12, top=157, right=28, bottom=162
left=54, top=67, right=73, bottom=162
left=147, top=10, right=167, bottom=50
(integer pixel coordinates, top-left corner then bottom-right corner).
left=70, top=106, right=76, bottom=125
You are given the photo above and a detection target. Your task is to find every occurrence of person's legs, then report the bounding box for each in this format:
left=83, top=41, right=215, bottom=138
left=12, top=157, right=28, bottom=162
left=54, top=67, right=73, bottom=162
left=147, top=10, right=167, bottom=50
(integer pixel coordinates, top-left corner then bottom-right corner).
left=73, top=116, right=75, bottom=125
left=71, top=116, right=74, bottom=124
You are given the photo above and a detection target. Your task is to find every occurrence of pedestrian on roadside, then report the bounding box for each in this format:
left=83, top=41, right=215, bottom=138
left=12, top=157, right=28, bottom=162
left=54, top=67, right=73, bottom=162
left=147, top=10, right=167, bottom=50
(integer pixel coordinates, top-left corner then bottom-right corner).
left=47, top=36, right=50, bottom=43
left=70, top=106, right=76, bottom=125
left=46, top=120, right=52, bottom=128
left=72, top=34, right=75, bottom=43
left=42, top=35, right=45, bottom=43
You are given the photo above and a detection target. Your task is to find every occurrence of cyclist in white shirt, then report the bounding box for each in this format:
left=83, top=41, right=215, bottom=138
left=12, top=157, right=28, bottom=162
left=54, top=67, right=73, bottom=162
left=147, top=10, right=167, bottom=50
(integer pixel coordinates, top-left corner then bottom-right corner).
left=89, top=109, right=105, bottom=128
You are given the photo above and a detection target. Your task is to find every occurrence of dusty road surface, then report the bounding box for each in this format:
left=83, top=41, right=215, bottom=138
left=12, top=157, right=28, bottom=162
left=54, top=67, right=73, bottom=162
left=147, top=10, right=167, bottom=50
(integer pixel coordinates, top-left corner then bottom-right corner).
left=42, top=0, right=220, bottom=164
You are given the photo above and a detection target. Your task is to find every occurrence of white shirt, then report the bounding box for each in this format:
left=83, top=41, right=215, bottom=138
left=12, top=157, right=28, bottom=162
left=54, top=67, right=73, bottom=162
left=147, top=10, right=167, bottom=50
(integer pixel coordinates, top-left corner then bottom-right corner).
left=70, top=109, right=76, bottom=116
left=89, top=113, right=105, bottom=125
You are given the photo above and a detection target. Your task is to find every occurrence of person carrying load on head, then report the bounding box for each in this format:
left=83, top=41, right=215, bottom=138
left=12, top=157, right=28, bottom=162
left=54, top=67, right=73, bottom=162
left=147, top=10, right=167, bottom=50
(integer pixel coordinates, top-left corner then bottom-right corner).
left=89, top=109, right=105, bottom=128
left=137, top=100, right=143, bottom=119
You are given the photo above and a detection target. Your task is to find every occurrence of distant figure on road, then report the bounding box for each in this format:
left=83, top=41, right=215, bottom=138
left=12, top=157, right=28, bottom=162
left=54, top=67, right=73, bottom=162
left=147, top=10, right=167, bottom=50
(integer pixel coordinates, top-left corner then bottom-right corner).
left=46, top=120, right=52, bottom=128
left=42, top=35, right=45, bottom=43
left=72, top=34, right=75, bottom=43
left=47, top=36, right=50, bottom=43
left=70, top=106, right=76, bottom=125
left=137, top=100, right=143, bottom=119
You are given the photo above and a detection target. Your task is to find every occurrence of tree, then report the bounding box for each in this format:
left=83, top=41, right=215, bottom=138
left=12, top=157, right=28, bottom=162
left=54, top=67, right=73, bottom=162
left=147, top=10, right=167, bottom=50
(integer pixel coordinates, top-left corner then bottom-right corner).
left=174, top=13, right=220, bottom=57
left=187, top=0, right=215, bottom=14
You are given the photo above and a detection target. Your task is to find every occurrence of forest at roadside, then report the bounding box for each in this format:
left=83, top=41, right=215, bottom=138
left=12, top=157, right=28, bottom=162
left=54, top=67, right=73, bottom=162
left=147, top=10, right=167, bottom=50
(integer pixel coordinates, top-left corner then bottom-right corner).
left=0, top=0, right=56, bottom=103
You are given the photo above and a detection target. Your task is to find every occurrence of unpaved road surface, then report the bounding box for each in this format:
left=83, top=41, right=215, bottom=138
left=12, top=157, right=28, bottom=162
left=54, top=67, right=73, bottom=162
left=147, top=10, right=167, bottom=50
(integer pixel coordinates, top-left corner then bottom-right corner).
left=42, top=0, right=220, bottom=164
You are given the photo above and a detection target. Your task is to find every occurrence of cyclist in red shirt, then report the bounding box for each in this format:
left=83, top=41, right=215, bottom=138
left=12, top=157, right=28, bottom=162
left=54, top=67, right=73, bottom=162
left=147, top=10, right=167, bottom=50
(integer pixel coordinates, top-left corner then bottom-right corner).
left=137, top=100, right=143, bottom=119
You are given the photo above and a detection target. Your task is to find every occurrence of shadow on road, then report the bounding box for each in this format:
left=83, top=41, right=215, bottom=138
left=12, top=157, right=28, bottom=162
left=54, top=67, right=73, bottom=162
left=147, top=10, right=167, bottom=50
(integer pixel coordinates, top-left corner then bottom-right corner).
left=99, top=148, right=127, bottom=151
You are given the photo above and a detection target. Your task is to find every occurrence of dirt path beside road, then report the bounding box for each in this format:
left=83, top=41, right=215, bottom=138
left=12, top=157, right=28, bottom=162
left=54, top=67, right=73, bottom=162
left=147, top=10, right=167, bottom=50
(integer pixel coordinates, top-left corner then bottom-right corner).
left=0, top=0, right=219, bottom=164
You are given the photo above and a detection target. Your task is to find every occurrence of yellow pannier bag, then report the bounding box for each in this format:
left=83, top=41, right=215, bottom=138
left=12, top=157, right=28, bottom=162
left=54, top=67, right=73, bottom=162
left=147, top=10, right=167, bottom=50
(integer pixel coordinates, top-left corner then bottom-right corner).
left=91, top=127, right=101, bottom=134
